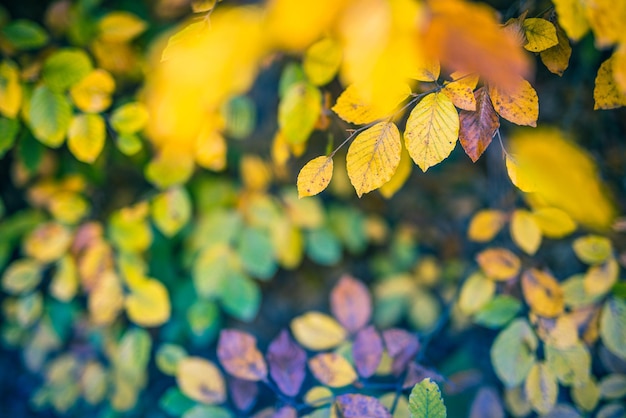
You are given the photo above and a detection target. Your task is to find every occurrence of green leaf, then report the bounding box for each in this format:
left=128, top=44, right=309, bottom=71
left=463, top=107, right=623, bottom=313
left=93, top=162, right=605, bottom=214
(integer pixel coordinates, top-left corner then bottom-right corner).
left=490, top=319, right=537, bottom=387
left=1, top=258, right=42, bottom=294
left=183, top=405, right=233, bottom=418
left=473, top=295, right=522, bottom=328
left=151, top=187, right=192, bottom=237
left=222, top=95, right=255, bottom=140
left=306, top=227, right=342, bottom=266
left=156, top=344, right=187, bottom=376
left=0, top=116, right=19, bottom=157
left=193, top=243, right=240, bottom=298
left=220, top=271, right=260, bottom=322
left=278, top=82, right=321, bottom=144
left=111, top=102, right=149, bottom=134
left=28, top=85, right=72, bottom=147
left=1, top=19, right=49, bottom=50
left=159, top=387, right=195, bottom=417
left=116, top=133, right=143, bottom=156
left=17, top=130, right=44, bottom=173
left=408, top=378, right=447, bottom=418
left=545, top=342, right=591, bottom=386
left=600, top=297, right=626, bottom=360
left=187, top=300, right=220, bottom=338
left=237, top=227, right=277, bottom=280
left=42, top=49, right=93, bottom=92
left=279, top=62, right=306, bottom=99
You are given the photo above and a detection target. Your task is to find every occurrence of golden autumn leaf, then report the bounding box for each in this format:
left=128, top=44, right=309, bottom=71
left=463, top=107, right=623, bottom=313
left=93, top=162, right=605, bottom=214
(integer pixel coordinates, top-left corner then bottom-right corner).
left=521, top=269, right=564, bottom=318
left=303, top=37, right=342, bottom=86
left=379, top=146, right=412, bottom=199
left=297, top=156, right=334, bottom=198
left=346, top=122, right=401, bottom=197
left=510, top=210, right=542, bottom=255
left=442, top=75, right=478, bottom=111
left=23, top=222, right=72, bottom=263
left=613, top=44, right=626, bottom=95
left=69, top=69, right=115, bottom=113
left=573, top=235, right=612, bottom=265
left=540, top=25, right=572, bottom=77
left=489, top=79, right=538, bottom=127
left=584, top=257, right=618, bottom=296
left=0, top=60, right=23, bottom=118
left=522, top=18, right=558, bottom=52
left=176, top=357, right=226, bottom=404
left=68, top=113, right=106, bottom=163
left=476, top=248, right=521, bottom=281
left=89, top=270, right=124, bottom=325
left=405, top=92, right=459, bottom=172
left=531, top=207, right=576, bottom=238
left=195, top=128, right=227, bottom=171
left=411, top=55, right=441, bottom=83
left=467, top=209, right=506, bottom=242
left=125, top=278, right=171, bottom=327
left=552, top=0, right=589, bottom=41
left=458, top=272, right=496, bottom=315
left=332, top=83, right=410, bottom=125
left=524, top=362, right=558, bottom=415
left=308, top=353, right=357, bottom=388
left=290, top=311, right=346, bottom=350
left=98, top=11, right=147, bottom=43
left=582, top=0, right=626, bottom=48
left=594, top=56, right=626, bottom=110
left=458, top=87, right=500, bottom=162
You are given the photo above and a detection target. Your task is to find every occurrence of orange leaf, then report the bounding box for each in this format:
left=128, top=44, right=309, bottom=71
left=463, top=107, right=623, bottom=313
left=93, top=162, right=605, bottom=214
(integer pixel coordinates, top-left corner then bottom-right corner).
left=308, top=353, right=357, bottom=388
left=330, top=275, right=372, bottom=333
left=459, top=87, right=500, bottom=162
left=217, top=329, right=267, bottom=381
left=476, top=248, right=521, bottom=281
left=521, top=269, right=564, bottom=318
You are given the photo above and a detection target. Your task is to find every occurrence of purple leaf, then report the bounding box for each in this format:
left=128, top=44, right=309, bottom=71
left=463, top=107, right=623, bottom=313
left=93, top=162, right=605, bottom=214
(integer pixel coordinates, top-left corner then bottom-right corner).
left=217, top=329, right=267, bottom=381
left=382, top=328, right=420, bottom=376
left=335, top=394, right=392, bottom=418
left=403, top=362, right=445, bottom=389
left=228, top=376, right=258, bottom=412
left=266, top=329, right=306, bottom=397
left=352, top=325, right=383, bottom=378
left=330, top=275, right=372, bottom=334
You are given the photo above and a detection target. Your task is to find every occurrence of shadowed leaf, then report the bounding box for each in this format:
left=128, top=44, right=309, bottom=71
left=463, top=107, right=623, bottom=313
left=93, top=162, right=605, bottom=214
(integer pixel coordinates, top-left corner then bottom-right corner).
left=352, top=325, right=383, bottom=378
left=266, top=330, right=306, bottom=397
left=383, top=328, right=420, bottom=376
left=336, top=394, right=392, bottom=418
left=459, top=87, right=499, bottom=162
left=217, top=330, right=267, bottom=381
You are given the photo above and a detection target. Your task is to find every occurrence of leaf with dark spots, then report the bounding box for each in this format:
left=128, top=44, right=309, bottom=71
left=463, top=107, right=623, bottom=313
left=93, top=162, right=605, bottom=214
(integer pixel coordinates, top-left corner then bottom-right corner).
left=330, top=274, right=372, bottom=334
left=217, top=329, right=267, bottom=381
left=228, top=376, right=258, bottom=412
left=266, top=329, right=306, bottom=396
left=335, top=394, right=392, bottom=418
left=459, top=87, right=499, bottom=162
left=352, top=325, right=383, bottom=378
left=382, top=328, right=420, bottom=376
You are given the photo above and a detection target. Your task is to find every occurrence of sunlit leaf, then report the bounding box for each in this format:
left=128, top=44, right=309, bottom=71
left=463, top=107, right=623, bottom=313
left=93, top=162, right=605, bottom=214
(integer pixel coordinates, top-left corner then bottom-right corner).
left=521, top=269, right=564, bottom=318
left=408, top=378, right=447, bottom=418
left=308, top=353, right=357, bottom=388
left=111, top=102, right=149, bottom=134
left=489, top=79, right=538, bottom=127
left=98, top=11, right=147, bottom=43
left=552, top=0, right=589, bottom=41
left=594, top=56, right=626, bottom=110
left=573, top=235, right=612, bottom=265
left=491, top=319, right=537, bottom=387
left=584, top=257, right=618, bottom=296
left=125, top=278, right=171, bottom=327
left=0, top=60, right=22, bottom=118
left=176, top=357, right=226, bottom=405
left=405, top=92, right=459, bottom=172
left=303, top=37, right=342, bottom=86
left=524, top=362, right=557, bottom=415
left=23, top=221, right=72, bottom=263
left=68, top=113, right=106, bottom=163
left=217, top=329, right=267, bottom=381
left=29, top=85, right=71, bottom=147
left=297, top=156, right=333, bottom=198
left=291, top=311, right=346, bottom=350
left=332, top=83, right=410, bottom=125
left=442, top=75, right=478, bottom=112
left=522, top=18, right=558, bottom=52
left=510, top=210, right=542, bottom=255
left=89, top=271, right=124, bottom=325
left=151, top=187, right=192, bottom=237
left=70, top=69, right=115, bottom=113
left=467, top=209, right=506, bottom=242
left=458, top=272, right=496, bottom=315
left=278, top=82, right=321, bottom=144
left=582, top=0, right=624, bottom=48
left=476, top=248, right=521, bottom=281
left=531, top=207, right=576, bottom=238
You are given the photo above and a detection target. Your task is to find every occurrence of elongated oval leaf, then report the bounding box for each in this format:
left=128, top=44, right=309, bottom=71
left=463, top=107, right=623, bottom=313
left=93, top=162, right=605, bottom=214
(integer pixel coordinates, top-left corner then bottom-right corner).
left=217, top=329, right=267, bottom=381
left=266, top=329, right=306, bottom=396
left=68, top=113, right=106, bottom=163
left=297, top=156, right=333, bottom=198
left=29, top=85, right=72, bottom=147
left=290, top=311, right=346, bottom=350
left=336, top=394, right=392, bottom=418
left=459, top=87, right=499, bottom=162
left=490, top=319, right=537, bottom=387
left=278, top=82, right=321, bottom=144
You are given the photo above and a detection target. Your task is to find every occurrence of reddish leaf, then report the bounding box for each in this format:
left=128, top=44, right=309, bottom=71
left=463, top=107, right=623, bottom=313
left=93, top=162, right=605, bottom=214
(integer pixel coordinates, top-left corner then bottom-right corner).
left=335, top=394, right=392, bottom=418
left=352, top=325, right=383, bottom=378
left=330, top=274, right=372, bottom=334
left=266, top=329, right=306, bottom=396
left=217, top=329, right=267, bottom=381
left=382, top=329, right=420, bottom=376
left=469, top=386, right=504, bottom=418
left=71, top=222, right=103, bottom=255
left=228, top=376, right=258, bottom=412
left=272, top=406, right=298, bottom=418
left=403, top=362, right=446, bottom=389
left=459, top=87, right=500, bottom=162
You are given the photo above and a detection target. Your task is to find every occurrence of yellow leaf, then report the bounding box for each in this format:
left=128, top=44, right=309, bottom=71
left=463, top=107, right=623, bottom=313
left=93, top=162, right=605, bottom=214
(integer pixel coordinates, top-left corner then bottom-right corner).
left=240, top=155, right=272, bottom=192
left=521, top=269, right=564, bottom=318
left=545, top=341, right=591, bottom=385
left=125, top=278, right=171, bottom=327
left=68, top=113, right=106, bottom=163
left=594, top=56, right=626, bottom=110
left=278, top=82, right=321, bottom=144
left=291, top=311, right=347, bottom=350
left=191, top=0, right=217, bottom=13
left=584, top=257, right=618, bottom=296
left=195, top=128, right=227, bottom=171
left=109, top=204, right=153, bottom=253
left=411, top=55, right=440, bottom=82
left=49, top=191, right=90, bottom=225
left=613, top=44, right=626, bottom=95
left=524, top=362, right=557, bottom=415
left=145, top=146, right=195, bottom=189
left=176, top=357, right=226, bottom=404
left=1, top=259, right=42, bottom=295
left=0, top=60, right=22, bottom=118
left=303, top=38, right=342, bottom=86
left=111, top=102, right=149, bottom=134
left=522, top=18, right=558, bottom=52
left=23, top=222, right=72, bottom=263
left=458, top=272, right=496, bottom=315
left=89, top=271, right=124, bottom=325
left=50, top=255, right=79, bottom=302
left=543, top=315, right=579, bottom=349
left=304, top=386, right=334, bottom=407
left=489, top=79, right=538, bottom=127
left=531, top=207, right=576, bottom=238
left=379, top=145, right=412, bottom=198
left=271, top=219, right=303, bottom=269
left=297, top=156, right=334, bottom=198
left=70, top=69, right=115, bottom=113
left=347, top=121, right=402, bottom=197
left=540, top=25, right=572, bottom=76
left=332, top=83, right=410, bottom=125
left=309, top=353, right=357, bottom=388
left=442, top=78, right=477, bottom=111
left=571, top=378, right=600, bottom=411
left=582, top=0, right=625, bottom=48
left=151, top=187, right=192, bottom=237
left=508, top=127, right=616, bottom=230
left=552, top=0, right=589, bottom=41
left=467, top=209, right=506, bottom=242
left=573, top=235, right=612, bottom=264
left=405, top=92, right=459, bottom=172
left=98, top=11, right=147, bottom=43
left=510, top=210, right=542, bottom=255
left=505, top=154, right=535, bottom=193
left=476, top=248, right=521, bottom=281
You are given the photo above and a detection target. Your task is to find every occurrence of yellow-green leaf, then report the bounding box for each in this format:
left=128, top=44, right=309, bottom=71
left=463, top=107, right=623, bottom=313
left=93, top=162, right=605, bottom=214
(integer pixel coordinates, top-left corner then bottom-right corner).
left=346, top=121, right=401, bottom=197
left=524, top=362, right=557, bottom=415
left=98, top=11, right=147, bottom=43
left=29, top=85, right=72, bottom=147
left=584, top=257, right=618, bottom=296
left=510, top=210, right=542, bottom=255
left=111, top=102, right=149, bottom=134
left=42, top=49, right=93, bottom=92
left=50, top=255, right=79, bottom=302
left=70, top=69, right=115, bottom=113
left=308, top=353, right=357, bottom=388
left=0, top=60, right=23, bottom=118
left=23, top=221, right=72, bottom=263
left=176, top=357, right=226, bottom=405
left=278, top=82, right=321, bottom=144
left=291, top=311, right=346, bottom=350
left=303, top=37, right=342, bottom=86
left=468, top=209, right=506, bottom=242
left=489, top=79, right=538, bottom=127
left=151, top=187, right=192, bottom=237
left=405, top=92, right=459, bottom=172
left=573, top=235, right=612, bottom=264
left=125, top=278, right=171, bottom=327
left=68, top=113, right=106, bottom=163
left=545, top=342, right=591, bottom=386
left=458, top=272, right=496, bottom=315
left=2, top=259, right=42, bottom=294
left=522, top=18, right=558, bottom=52
left=571, top=378, right=600, bottom=411
left=600, top=298, right=626, bottom=360
left=491, top=319, right=537, bottom=387
left=297, top=156, right=333, bottom=198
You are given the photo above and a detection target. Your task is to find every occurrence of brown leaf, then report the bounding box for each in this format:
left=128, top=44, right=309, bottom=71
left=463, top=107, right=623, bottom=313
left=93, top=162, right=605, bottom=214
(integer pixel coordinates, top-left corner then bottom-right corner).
left=217, top=329, right=268, bottom=381
left=335, top=394, right=392, bottom=418
left=352, top=325, right=383, bottom=378
left=470, top=386, right=505, bottom=418
left=266, top=329, right=306, bottom=397
left=403, top=363, right=446, bottom=389
left=330, top=274, right=372, bottom=333
left=382, top=329, right=420, bottom=376
left=228, top=376, right=258, bottom=412
left=459, top=87, right=500, bottom=162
